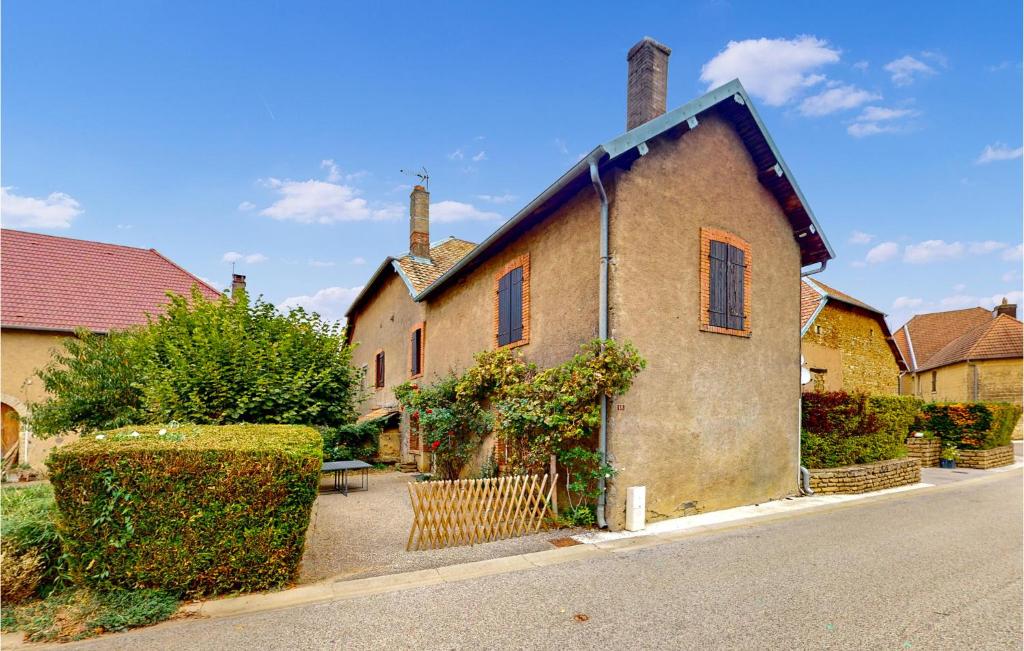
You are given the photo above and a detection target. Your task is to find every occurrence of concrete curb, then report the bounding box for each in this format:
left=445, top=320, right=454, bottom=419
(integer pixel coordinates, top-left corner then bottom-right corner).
left=179, top=467, right=1020, bottom=621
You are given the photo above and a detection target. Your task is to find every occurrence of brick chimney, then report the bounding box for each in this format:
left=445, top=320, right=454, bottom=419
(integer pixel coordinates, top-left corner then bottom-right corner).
left=409, top=185, right=430, bottom=260
left=231, top=273, right=246, bottom=300
left=626, top=37, right=672, bottom=130
left=994, top=297, right=1017, bottom=319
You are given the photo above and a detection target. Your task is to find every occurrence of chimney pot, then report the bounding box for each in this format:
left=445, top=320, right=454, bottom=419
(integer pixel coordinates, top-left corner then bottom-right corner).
left=626, top=36, right=672, bottom=130
left=409, top=185, right=430, bottom=260
left=995, top=297, right=1017, bottom=319
left=231, top=274, right=246, bottom=300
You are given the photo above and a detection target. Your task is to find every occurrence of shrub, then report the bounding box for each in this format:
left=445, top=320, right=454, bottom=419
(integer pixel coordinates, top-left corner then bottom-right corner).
left=919, top=402, right=1021, bottom=450
left=47, top=424, right=321, bottom=598
left=29, top=288, right=361, bottom=436
left=0, top=484, right=68, bottom=598
left=800, top=392, right=918, bottom=468
left=321, top=418, right=384, bottom=462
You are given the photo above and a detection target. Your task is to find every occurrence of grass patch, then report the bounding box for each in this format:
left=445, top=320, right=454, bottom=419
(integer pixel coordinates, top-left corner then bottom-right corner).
left=0, top=587, right=178, bottom=643
left=1, top=484, right=68, bottom=600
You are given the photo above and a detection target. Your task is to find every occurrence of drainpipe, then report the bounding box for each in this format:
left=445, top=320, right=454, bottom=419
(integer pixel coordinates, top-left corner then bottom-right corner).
left=589, top=153, right=610, bottom=528
left=798, top=260, right=828, bottom=495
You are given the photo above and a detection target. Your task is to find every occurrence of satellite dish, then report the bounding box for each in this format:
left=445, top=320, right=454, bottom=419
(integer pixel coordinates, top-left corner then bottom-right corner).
left=800, top=355, right=811, bottom=386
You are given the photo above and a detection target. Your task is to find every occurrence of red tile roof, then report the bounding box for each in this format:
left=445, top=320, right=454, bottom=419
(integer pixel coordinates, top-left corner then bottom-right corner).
left=895, top=307, right=995, bottom=371
left=1, top=229, right=221, bottom=333
left=394, top=238, right=477, bottom=294
left=800, top=279, right=825, bottom=329
left=916, top=314, right=1023, bottom=371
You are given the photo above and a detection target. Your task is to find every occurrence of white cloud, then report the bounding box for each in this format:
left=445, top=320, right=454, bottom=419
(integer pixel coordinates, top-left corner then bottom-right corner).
left=856, top=106, right=917, bottom=122
left=892, top=296, right=924, bottom=310
left=852, top=60, right=869, bottom=71
left=940, top=291, right=1023, bottom=311
left=967, top=240, right=1007, bottom=255
left=476, top=193, right=518, bottom=205
left=279, top=286, right=363, bottom=323
left=884, top=55, right=936, bottom=86
left=222, top=251, right=268, bottom=264
left=308, top=259, right=336, bottom=267
left=1, top=186, right=83, bottom=229
left=472, top=151, right=487, bottom=162
left=238, top=201, right=256, bottom=211
left=554, top=138, right=569, bottom=156
left=798, top=84, right=880, bottom=116
left=847, top=105, right=919, bottom=138
left=1003, top=244, right=1023, bottom=261
left=849, top=230, right=875, bottom=245
left=429, top=201, right=502, bottom=223
left=865, top=241, right=900, bottom=264
left=975, top=143, right=1023, bottom=164
left=903, top=240, right=964, bottom=264
left=700, top=36, right=839, bottom=106
left=847, top=122, right=899, bottom=138
left=350, top=256, right=367, bottom=265
left=952, top=283, right=967, bottom=292
left=259, top=177, right=401, bottom=223
left=1002, top=270, right=1019, bottom=283
left=448, top=149, right=464, bottom=161
left=321, top=159, right=342, bottom=183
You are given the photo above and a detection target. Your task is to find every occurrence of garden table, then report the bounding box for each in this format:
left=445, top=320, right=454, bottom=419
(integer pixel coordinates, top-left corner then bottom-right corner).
left=321, top=460, right=372, bottom=496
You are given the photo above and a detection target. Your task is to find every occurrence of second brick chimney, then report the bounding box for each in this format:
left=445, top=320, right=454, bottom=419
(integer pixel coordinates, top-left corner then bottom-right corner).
left=994, top=297, right=1017, bottom=319
left=409, top=185, right=430, bottom=260
left=626, top=37, right=672, bottom=130
left=231, top=273, right=246, bottom=300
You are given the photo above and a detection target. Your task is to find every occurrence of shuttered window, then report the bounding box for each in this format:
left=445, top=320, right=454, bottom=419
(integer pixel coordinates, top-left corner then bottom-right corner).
left=497, top=266, right=524, bottom=347
left=410, top=327, right=423, bottom=377
left=375, top=351, right=385, bottom=388
left=708, top=240, right=746, bottom=330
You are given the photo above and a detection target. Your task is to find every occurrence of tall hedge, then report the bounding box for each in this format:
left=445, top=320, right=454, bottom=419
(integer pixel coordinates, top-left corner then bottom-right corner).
left=801, top=392, right=922, bottom=468
left=918, top=402, right=1021, bottom=450
left=47, top=424, right=321, bottom=598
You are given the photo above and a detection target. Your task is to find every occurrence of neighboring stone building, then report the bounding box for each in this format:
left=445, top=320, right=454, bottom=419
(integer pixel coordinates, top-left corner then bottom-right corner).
left=800, top=277, right=906, bottom=394
left=0, top=229, right=222, bottom=468
left=346, top=38, right=835, bottom=529
left=893, top=301, right=1023, bottom=404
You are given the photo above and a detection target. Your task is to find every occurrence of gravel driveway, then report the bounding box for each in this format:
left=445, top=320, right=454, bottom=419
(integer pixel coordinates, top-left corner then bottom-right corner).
left=299, top=471, right=577, bottom=583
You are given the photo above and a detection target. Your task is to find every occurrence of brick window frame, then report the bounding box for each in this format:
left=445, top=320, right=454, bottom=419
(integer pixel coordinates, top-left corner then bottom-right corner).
left=699, top=227, right=752, bottom=337
left=409, top=322, right=425, bottom=379
left=493, top=253, right=531, bottom=349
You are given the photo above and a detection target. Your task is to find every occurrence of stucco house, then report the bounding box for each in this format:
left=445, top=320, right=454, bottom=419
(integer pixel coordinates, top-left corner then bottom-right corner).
left=346, top=37, right=834, bottom=529
left=800, top=277, right=905, bottom=394
left=893, top=301, right=1022, bottom=404
left=0, top=229, right=223, bottom=468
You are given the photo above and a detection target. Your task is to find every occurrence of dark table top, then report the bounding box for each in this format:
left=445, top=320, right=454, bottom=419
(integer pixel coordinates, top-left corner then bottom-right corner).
left=322, top=460, right=373, bottom=471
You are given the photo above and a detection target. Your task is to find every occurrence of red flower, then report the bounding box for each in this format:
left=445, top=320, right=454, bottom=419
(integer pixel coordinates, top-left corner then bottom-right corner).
left=425, top=408, right=433, bottom=414
left=431, top=440, right=441, bottom=450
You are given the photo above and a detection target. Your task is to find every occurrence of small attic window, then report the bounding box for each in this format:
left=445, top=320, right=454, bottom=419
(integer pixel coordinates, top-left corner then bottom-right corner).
left=815, top=325, right=823, bottom=335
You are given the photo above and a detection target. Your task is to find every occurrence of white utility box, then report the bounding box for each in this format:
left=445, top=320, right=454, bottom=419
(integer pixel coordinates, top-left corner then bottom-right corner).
left=625, top=485, right=646, bottom=531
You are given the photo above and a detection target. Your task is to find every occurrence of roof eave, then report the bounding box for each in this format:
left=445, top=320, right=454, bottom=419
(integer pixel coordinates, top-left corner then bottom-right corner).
left=344, top=256, right=398, bottom=319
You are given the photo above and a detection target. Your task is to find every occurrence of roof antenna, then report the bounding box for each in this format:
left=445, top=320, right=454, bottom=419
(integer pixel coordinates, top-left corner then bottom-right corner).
left=400, top=166, right=429, bottom=189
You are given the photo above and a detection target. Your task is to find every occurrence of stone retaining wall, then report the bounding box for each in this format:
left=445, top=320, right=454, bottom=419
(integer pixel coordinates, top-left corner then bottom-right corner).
left=956, top=445, right=1015, bottom=470
left=809, top=458, right=920, bottom=495
left=905, top=438, right=940, bottom=468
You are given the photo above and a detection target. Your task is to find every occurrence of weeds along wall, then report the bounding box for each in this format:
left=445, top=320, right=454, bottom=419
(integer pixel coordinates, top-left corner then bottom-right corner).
left=47, top=424, right=321, bottom=598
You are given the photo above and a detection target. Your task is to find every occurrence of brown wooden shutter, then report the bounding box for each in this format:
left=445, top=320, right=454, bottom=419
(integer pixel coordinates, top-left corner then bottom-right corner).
left=709, top=241, right=728, bottom=327
left=726, top=244, right=745, bottom=330
left=509, top=267, right=524, bottom=343
left=375, top=351, right=385, bottom=388
left=497, top=271, right=512, bottom=346
left=410, top=329, right=422, bottom=376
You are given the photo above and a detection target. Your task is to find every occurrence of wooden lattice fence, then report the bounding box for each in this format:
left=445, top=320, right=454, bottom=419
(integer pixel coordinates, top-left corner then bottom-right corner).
left=407, top=474, right=557, bottom=551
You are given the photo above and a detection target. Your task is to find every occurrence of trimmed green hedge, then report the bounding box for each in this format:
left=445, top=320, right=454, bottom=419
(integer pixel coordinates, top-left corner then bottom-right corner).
left=918, top=402, right=1021, bottom=450
left=801, top=392, right=923, bottom=468
left=320, top=418, right=384, bottom=462
left=47, top=424, right=321, bottom=598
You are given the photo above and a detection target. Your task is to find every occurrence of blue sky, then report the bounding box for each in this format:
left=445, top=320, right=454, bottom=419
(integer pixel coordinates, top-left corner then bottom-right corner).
left=3, top=1, right=1021, bottom=328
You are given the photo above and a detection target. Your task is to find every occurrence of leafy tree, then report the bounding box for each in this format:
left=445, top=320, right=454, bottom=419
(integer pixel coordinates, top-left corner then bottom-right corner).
left=28, top=288, right=361, bottom=435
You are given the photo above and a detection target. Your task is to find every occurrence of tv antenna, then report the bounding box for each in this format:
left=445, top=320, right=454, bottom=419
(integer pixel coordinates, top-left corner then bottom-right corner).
left=400, top=166, right=430, bottom=189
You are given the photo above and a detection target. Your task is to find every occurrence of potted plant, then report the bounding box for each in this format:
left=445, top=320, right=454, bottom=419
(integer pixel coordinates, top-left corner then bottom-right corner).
left=939, top=445, right=959, bottom=469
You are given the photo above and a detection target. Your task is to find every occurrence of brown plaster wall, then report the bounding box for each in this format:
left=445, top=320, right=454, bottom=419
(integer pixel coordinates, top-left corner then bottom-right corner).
left=903, top=358, right=1022, bottom=405
left=605, top=114, right=802, bottom=528
left=801, top=303, right=900, bottom=395
left=422, top=186, right=601, bottom=377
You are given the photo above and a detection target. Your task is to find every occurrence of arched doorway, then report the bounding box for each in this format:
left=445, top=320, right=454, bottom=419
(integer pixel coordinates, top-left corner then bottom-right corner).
left=2, top=402, right=20, bottom=463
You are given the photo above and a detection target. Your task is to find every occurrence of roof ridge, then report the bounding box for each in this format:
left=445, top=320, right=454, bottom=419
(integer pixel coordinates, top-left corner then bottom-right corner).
left=146, top=247, right=223, bottom=296
left=1, top=228, right=160, bottom=255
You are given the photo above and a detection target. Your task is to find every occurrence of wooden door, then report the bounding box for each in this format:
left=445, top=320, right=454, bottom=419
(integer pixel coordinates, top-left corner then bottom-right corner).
left=1, top=403, right=20, bottom=459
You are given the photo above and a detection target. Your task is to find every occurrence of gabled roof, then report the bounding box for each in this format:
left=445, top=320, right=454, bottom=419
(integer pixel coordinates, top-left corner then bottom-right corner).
left=1, top=229, right=221, bottom=333
left=914, top=313, right=1022, bottom=372
left=346, top=237, right=476, bottom=317
left=415, top=79, right=834, bottom=303
left=895, top=307, right=995, bottom=371
left=800, top=277, right=906, bottom=371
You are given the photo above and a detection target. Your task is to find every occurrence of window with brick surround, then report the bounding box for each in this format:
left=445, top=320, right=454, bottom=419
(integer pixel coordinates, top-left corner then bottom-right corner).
left=494, top=254, right=530, bottom=348
left=374, top=350, right=385, bottom=388
left=699, top=228, right=751, bottom=337
left=409, top=323, right=424, bottom=379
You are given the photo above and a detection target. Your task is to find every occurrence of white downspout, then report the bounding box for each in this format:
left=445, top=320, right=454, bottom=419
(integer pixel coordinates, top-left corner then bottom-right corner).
left=589, top=153, right=610, bottom=528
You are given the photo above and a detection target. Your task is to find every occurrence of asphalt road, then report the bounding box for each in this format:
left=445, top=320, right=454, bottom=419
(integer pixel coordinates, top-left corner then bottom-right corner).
left=67, top=472, right=1022, bottom=650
